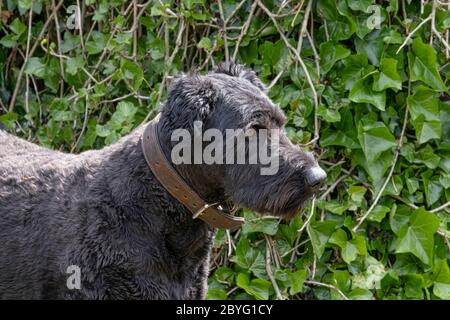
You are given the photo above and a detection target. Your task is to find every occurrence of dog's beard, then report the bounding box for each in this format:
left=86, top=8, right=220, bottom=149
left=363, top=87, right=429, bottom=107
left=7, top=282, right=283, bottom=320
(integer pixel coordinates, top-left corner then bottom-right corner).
left=228, top=180, right=312, bottom=221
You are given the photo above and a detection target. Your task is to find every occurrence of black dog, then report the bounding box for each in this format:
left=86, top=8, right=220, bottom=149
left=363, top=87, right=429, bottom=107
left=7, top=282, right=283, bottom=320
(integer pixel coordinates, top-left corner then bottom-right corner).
left=0, top=62, right=326, bottom=299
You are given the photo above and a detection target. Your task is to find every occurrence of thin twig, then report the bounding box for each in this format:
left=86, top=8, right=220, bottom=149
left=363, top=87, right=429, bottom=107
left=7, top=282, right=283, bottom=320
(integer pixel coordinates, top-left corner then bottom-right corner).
left=396, top=16, right=432, bottom=54
left=257, top=0, right=319, bottom=145
left=232, top=1, right=258, bottom=61
left=319, top=171, right=351, bottom=200
left=8, top=0, right=65, bottom=111
left=304, top=280, right=349, bottom=300
left=430, top=201, right=450, bottom=213
left=265, top=236, right=284, bottom=300
left=298, top=197, right=316, bottom=233
left=142, top=19, right=185, bottom=123
left=52, top=0, right=64, bottom=98
left=24, top=5, right=33, bottom=116
left=217, top=0, right=229, bottom=62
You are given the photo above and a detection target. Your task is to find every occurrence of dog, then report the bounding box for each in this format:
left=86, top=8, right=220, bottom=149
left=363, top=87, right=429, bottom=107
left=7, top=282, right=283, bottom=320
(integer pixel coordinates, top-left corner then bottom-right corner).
left=0, top=62, right=326, bottom=299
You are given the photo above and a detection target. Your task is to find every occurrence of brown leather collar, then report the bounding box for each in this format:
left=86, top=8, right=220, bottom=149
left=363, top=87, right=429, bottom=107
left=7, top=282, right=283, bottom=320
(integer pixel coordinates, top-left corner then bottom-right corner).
left=141, top=114, right=245, bottom=229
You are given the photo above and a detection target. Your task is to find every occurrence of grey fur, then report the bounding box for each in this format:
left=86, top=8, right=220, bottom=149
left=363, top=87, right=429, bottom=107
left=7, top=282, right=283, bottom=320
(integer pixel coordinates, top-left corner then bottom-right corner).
left=0, top=62, right=321, bottom=299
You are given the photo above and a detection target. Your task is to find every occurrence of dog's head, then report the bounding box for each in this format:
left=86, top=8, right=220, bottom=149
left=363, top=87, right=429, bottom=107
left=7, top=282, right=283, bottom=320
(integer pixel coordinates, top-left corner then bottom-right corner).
left=159, top=62, right=326, bottom=220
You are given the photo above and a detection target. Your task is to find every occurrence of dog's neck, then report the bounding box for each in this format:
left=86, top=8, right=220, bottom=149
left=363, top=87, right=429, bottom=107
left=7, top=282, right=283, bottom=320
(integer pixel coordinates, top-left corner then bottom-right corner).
left=156, top=116, right=228, bottom=204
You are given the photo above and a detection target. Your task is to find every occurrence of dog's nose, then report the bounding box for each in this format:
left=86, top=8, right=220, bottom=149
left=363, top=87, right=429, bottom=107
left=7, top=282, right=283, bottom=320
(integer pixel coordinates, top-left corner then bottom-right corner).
left=305, top=166, right=327, bottom=190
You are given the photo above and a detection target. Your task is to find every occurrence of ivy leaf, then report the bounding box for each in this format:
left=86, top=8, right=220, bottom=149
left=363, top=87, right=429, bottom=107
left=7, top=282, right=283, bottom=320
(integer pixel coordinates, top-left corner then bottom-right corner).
left=320, top=128, right=360, bottom=149
left=230, top=238, right=266, bottom=279
left=307, top=220, right=338, bottom=258
left=355, top=29, right=384, bottom=66
left=236, top=273, right=271, bottom=300
left=407, top=86, right=440, bottom=121
left=395, top=208, right=440, bottom=265
left=342, top=54, right=375, bottom=91
left=319, top=41, right=350, bottom=74
left=110, top=101, right=137, bottom=128
left=10, top=18, right=26, bottom=35
left=414, top=144, right=441, bottom=169
left=368, top=205, right=390, bottom=222
left=352, top=149, right=392, bottom=183
left=433, top=259, right=450, bottom=299
left=120, top=60, right=144, bottom=91
left=404, top=274, right=425, bottom=299
left=409, top=37, right=447, bottom=92
left=317, top=104, right=341, bottom=123
left=421, top=171, right=443, bottom=207
left=24, top=57, right=45, bottom=77
left=242, top=212, right=279, bottom=236
left=288, top=270, right=307, bottom=295
left=347, top=0, right=372, bottom=11
left=407, top=87, right=441, bottom=144
left=373, top=58, right=402, bottom=91
left=350, top=78, right=386, bottom=111
left=65, top=56, right=85, bottom=75
left=357, top=118, right=396, bottom=163
left=197, top=37, right=212, bottom=51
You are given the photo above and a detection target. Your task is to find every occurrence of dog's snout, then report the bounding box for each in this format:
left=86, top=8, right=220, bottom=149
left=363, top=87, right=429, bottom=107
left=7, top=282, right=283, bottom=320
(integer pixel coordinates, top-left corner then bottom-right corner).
left=306, top=166, right=327, bottom=190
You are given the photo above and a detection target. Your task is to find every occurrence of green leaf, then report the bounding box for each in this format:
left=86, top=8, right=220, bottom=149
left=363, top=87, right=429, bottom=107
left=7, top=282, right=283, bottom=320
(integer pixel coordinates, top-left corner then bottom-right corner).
left=407, top=87, right=442, bottom=144
left=317, top=105, right=341, bottom=123
left=288, top=270, right=307, bottom=295
left=433, top=259, right=450, bottom=299
left=352, top=256, right=386, bottom=290
left=65, top=56, right=85, bottom=75
left=230, top=238, right=266, bottom=279
left=348, top=186, right=367, bottom=204
left=96, top=124, right=111, bottom=138
left=357, top=118, right=396, bottom=163
left=368, top=205, right=390, bottom=222
left=355, top=30, right=384, bottom=66
left=350, top=78, right=386, bottom=111
left=120, top=60, right=144, bottom=91
left=0, top=112, right=18, bottom=130
left=421, top=171, right=443, bottom=207
left=0, top=34, right=18, bottom=48
left=307, top=220, right=338, bottom=258
left=414, top=144, right=441, bottom=169
left=236, top=273, right=271, bottom=300
left=86, top=32, right=108, bottom=55
left=10, top=18, right=26, bottom=35
left=207, top=288, right=227, bottom=300
left=373, top=58, right=402, bottom=91
left=197, top=37, right=212, bottom=51
left=342, top=54, right=375, bottom=91
left=242, top=212, right=279, bottom=236
left=395, top=208, right=440, bottom=265
left=347, top=0, right=372, bottom=11
left=407, top=86, right=440, bottom=121
left=320, top=128, right=360, bottom=149
left=319, top=41, right=350, bottom=74
left=409, top=37, right=446, bottom=91
left=404, top=274, right=425, bottom=299
left=348, top=288, right=374, bottom=300
left=24, top=57, right=45, bottom=77
left=322, top=200, right=348, bottom=215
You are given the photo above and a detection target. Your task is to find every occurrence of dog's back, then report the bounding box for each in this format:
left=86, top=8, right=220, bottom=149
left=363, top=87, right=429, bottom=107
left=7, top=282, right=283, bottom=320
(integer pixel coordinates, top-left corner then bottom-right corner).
left=0, top=131, right=85, bottom=298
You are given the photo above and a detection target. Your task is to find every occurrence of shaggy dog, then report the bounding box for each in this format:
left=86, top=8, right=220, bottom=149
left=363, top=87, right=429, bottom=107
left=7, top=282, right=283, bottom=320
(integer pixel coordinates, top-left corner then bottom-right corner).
left=0, top=62, right=326, bottom=299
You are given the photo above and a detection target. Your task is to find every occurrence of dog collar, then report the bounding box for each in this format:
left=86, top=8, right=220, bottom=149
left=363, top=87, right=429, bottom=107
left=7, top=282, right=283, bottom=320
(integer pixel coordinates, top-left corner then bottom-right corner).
left=141, top=114, right=245, bottom=230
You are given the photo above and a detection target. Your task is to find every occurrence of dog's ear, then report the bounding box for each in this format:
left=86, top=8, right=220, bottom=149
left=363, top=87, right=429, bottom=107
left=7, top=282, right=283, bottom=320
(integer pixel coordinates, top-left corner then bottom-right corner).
left=166, top=74, right=218, bottom=120
left=213, top=61, right=267, bottom=93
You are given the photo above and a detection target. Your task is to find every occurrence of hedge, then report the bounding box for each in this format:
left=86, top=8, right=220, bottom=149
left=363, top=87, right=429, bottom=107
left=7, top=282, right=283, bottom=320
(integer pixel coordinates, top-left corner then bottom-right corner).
left=0, top=0, right=449, bottom=300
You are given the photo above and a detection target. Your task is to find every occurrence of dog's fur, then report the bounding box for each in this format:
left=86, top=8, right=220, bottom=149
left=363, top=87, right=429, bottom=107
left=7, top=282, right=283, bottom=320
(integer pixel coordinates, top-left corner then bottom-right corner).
left=0, top=62, right=320, bottom=299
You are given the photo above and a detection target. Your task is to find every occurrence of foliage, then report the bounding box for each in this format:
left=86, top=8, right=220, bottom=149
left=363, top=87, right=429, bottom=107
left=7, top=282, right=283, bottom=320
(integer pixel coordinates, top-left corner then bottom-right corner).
left=0, top=0, right=449, bottom=300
